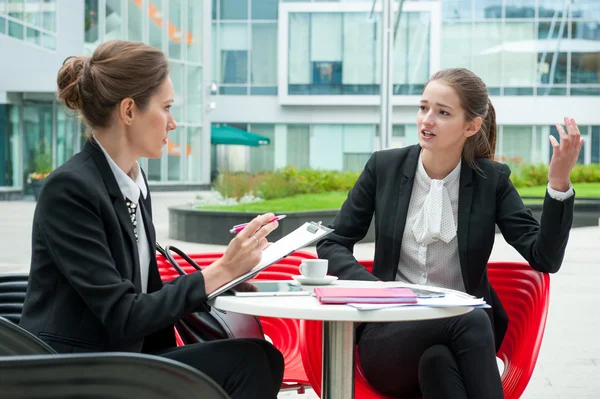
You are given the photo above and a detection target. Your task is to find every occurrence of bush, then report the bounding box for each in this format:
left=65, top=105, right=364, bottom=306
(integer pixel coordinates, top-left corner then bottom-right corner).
left=214, top=162, right=600, bottom=201
left=214, top=167, right=360, bottom=200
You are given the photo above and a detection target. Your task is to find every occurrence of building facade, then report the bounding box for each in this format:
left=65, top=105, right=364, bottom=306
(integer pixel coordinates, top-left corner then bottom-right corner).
left=0, top=0, right=211, bottom=197
left=210, top=0, right=600, bottom=173
left=1, top=0, right=599, bottom=197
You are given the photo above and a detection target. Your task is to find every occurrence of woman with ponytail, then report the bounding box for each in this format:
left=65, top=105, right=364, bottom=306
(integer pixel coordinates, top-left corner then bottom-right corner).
left=318, top=67, right=582, bottom=398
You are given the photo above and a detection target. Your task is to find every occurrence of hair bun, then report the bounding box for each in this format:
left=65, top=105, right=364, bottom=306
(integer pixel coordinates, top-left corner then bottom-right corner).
left=57, top=56, right=88, bottom=111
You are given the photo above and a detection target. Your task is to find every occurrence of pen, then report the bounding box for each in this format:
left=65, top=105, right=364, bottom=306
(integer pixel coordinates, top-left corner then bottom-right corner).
left=229, top=215, right=287, bottom=234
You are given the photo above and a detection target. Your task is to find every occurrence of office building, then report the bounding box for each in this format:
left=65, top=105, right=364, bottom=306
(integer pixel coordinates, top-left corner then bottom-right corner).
left=1, top=0, right=599, bottom=198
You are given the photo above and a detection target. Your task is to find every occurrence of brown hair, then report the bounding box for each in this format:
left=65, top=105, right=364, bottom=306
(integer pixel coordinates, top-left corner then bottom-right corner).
left=426, top=68, right=497, bottom=170
left=57, top=40, right=169, bottom=132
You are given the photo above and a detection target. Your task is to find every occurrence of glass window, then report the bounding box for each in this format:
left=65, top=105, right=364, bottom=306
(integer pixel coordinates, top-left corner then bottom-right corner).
left=537, top=52, right=568, bottom=85
left=41, top=0, right=55, bottom=32
left=344, top=153, right=371, bottom=172
left=8, top=0, right=24, bottom=20
left=187, top=0, right=203, bottom=63
left=503, top=22, right=536, bottom=89
left=0, top=104, right=20, bottom=187
left=149, top=0, right=164, bottom=50
left=147, top=157, right=162, bottom=181
left=474, top=0, right=502, bottom=19
left=167, top=126, right=183, bottom=181
left=8, top=20, right=23, bottom=39
left=169, top=62, right=185, bottom=123
left=105, top=0, right=123, bottom=41
left=538, top=0, right=568, bottom=19
left=42, top=31, right=54, bottom=49
left=220, top=0, right=247, bottom=20
left=342, top=13, right=379, bottom=93
left=505, top=0, right=535, bottom=18
left=85, top=0, right=99, bottom=46
left=168, top=0, right=183, bottom=60
left=127, top=0, right=142, bottom=42
left=286, top=124, right=310, bottom=169
left=0, top=0, right=5, bottom=15
left=55, top=106, right=79, bottom=167
left=393, top=12, right=430, bottom=94
left=591, top=126, right=599, bottom=163
left=442, top=0, right=472, bottom=20
left=251, top=0, right=277, bottom=20
left=249, top=124, right=275, bottom=172
left=251, top=23, right=277, bottom=86
left=288, top=13, right=311, bottom=85
left=440, top=22, right=472, bottom=69
left=471, top=22, right=502, bottom=87
left=186, top=127, right=202, bottom=181
left=0, top=16, right=5, bottom=35
left=187, top=65, right=203, bottom=124
left=572, top=0, right=600, bottom=20
left=501, top=125, right=533, bottom=163
left=309, top=13, right=343, bottom=94
left=25, top=0, right=40, bottom=27
left=26, top=26, right=40, bottom=44
left=571, top=52, right=600, bottom=84
left=218, top=23, right=249, bottom=84
left=23, top=103, right=53, bottom=195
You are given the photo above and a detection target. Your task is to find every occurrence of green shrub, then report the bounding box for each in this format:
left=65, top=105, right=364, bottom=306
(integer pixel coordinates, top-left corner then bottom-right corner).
left=214, top=162, right=600, bottom=200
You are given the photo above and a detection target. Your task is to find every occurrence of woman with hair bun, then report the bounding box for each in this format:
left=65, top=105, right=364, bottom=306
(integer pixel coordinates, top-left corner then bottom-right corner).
left=20, top=40, right=284, bottom=399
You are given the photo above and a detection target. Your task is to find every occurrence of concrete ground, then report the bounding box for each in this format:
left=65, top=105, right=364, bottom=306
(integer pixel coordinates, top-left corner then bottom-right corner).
left=1, top=191, right=599, bottom=398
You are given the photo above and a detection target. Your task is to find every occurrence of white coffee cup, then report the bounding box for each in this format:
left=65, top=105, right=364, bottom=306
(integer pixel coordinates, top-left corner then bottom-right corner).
left=299, top=259, right=328, bottom=279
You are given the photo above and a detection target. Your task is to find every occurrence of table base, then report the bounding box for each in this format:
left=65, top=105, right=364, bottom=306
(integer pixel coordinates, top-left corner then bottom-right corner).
left=321, top=320, right=355, bottom=399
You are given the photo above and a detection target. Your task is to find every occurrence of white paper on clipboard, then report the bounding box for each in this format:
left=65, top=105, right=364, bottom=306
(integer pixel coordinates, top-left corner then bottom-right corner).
left=207, top=221, right=334, bottom=299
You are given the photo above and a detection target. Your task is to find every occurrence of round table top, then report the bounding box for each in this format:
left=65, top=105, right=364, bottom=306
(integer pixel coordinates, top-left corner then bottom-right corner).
left=209, top=280, right=473, bottom=322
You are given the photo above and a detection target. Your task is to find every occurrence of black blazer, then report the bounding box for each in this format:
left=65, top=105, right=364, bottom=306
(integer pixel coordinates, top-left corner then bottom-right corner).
left=317, top=145, right=574, bottom=351
left=20, top=141, right=207, bottom=354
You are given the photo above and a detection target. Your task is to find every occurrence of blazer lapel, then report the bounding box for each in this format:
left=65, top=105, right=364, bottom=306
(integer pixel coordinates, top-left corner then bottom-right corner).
left=457, top=162, right=474, bottom=292
left=390, top=146, right=420, bottom=281
left=83, top=140, right=141, bottom=289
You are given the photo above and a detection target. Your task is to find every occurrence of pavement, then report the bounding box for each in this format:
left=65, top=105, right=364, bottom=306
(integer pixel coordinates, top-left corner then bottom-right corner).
left=1, top=191, right=599, bottom=398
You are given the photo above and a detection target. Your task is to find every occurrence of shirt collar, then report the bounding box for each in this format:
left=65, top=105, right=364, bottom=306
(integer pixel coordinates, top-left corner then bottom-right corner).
left=416, top=151, right=462, bottom=185
left=94, top=137, right=147, bottom=203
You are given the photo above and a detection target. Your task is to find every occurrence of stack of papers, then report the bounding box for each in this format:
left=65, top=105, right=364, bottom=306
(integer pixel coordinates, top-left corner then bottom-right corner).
left=346, top=293, right=489, bottom=310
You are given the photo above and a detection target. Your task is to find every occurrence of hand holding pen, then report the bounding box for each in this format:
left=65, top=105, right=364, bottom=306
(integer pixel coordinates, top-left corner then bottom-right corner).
left=230, top=215, right=287, bottom=234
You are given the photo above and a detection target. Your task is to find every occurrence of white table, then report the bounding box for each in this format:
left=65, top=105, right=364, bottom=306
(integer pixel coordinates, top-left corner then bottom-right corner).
left=209, top=280, right=472, bottom=399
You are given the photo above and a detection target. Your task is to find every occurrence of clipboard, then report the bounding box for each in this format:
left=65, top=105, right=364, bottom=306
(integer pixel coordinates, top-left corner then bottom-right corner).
left=207, top=221, right=333, bottom=299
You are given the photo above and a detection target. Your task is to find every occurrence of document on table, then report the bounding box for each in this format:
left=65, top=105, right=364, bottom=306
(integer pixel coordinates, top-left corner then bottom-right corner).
left=346, top=294, right=489, bottom=310
left=207, top=221, right=333, bottom=299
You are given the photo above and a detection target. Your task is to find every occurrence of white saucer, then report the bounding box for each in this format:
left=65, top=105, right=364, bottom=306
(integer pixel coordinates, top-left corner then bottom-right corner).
left=292, top=275, right=338, bottom=285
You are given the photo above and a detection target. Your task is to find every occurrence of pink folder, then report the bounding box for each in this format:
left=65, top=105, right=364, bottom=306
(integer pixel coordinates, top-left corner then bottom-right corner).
left=314, top=287, right=418, bottom=304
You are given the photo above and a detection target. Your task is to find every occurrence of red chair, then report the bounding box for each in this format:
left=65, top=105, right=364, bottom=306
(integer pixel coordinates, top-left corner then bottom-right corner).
left=299, top=260, right=550, bottom=399
left=156, top=250, right=318, bottom=393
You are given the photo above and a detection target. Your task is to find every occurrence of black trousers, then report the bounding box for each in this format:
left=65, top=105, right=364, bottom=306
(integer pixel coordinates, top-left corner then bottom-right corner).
left=155, top=338, right=284, bottom=399
left=357, top=308, right=504, bottom=399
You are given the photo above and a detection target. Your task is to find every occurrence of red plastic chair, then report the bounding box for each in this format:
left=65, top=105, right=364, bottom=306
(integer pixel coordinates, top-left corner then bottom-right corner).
left=156, top=250, right=317, bottom=392
left=299, top=260, right=550, bottom=399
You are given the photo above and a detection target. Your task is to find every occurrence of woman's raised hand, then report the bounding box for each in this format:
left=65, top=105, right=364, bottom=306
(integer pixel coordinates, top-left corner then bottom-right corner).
left=548, top=117, right=584, bottom=192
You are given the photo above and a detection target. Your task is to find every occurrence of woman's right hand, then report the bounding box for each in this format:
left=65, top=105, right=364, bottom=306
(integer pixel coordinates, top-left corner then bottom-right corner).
left=219, top=213, right=279, bottom=279
left=202, top=213, right=279, bottom=295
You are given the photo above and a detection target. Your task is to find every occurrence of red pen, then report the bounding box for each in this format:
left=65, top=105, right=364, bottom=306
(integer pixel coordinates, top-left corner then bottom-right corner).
left=230, top=215, right=287, bottom=234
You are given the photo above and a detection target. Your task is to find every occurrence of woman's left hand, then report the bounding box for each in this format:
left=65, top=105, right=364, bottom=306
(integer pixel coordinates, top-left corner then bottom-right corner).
left=547, top=117, right=584, bottom=192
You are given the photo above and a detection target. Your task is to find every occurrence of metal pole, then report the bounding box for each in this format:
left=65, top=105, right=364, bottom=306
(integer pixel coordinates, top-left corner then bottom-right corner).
left=380, top=0, right=394, bottom=150
left=321, top=321, right=355, bottom=399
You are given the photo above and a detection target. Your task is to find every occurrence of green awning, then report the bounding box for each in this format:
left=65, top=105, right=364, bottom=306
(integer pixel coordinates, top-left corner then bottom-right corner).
left=211, top=125, right=271, bottom=147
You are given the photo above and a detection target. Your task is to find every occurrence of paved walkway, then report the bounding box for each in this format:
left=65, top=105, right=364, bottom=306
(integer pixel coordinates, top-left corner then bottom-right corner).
left=1, top=192, right=599, bottom=398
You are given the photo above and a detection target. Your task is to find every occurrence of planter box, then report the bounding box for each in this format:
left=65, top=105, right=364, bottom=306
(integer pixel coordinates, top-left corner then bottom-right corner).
left=169, top=206, right=376, bottom=245
left=170, top=198, right=600, bottom=246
